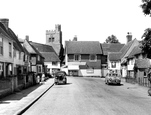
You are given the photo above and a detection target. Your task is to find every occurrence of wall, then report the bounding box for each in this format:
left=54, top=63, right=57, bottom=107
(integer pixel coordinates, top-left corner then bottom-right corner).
left=79, top=69, right=101, bottom=77
left=14, top=51, right=24, bottom=66
left=44, top=62, right=60, bottom=74
left=0, top=35, right=13, bottom=63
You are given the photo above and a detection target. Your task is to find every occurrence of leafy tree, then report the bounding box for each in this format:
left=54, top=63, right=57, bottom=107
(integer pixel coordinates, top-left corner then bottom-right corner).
left=140, top=0, right=151, bottom=16
left=140, top=28, right=151, bottom=58
left=105, top=35, right=119, bottom=43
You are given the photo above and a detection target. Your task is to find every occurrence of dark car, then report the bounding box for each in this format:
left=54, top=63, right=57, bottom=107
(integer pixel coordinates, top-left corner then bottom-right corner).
left=54, top=71, right=67, bottom=85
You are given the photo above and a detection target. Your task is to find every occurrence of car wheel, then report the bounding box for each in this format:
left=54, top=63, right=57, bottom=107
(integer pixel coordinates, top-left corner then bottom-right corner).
left=106, top=80, right=109, bottom=85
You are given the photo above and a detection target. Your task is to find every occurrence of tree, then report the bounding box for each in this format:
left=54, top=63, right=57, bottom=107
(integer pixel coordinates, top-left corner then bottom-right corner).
left=105, top=35, right=119, bottom=43
left=59, top=44, right=65, bottom=65
left=140, top=0, right=151, bottom=16
left=140, top=28, right=151, bottom=58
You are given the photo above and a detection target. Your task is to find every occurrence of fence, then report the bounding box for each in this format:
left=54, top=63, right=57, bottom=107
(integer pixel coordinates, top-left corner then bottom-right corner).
left=125, top=76, right=151, bottom=88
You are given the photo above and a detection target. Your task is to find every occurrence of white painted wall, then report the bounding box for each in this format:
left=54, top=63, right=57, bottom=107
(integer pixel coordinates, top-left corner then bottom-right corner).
left=79, top=69, right=101, bottom=77
left=14, top=51, right=24, bottom=66
left=0, top=35, right=13, bottom=62
left=44, top=62, right=60, bottom=74
left=127, top=58, right=135, bottom=70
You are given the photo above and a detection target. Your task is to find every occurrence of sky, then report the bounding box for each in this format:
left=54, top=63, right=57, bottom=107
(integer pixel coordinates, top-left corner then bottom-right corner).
left=0, top=0, right=151, bottom=45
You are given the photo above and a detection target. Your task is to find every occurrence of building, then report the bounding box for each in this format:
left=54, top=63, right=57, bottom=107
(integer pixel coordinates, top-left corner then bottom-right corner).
left=0, top=19, right=14, bottom=78
left=30, top=41, right=60, bottom=75
left=46, top=24, right=62, bottom=56
left=64, top=41, right=103, bottom=77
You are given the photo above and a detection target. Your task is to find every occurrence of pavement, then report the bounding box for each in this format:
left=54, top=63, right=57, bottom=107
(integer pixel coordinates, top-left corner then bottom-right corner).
left=0, top=78, right=54, bottom=115
left=0, top=77, right=150, bottom=115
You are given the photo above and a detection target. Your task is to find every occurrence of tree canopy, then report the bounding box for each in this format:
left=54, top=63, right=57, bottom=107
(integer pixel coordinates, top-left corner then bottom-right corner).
left=105, top=35, right=119, bottom=43
left=140, top=28, right=151, bottom=58
left=140, top=1, right=151, bottom=58
left=140, top=0, right=151, bottom=16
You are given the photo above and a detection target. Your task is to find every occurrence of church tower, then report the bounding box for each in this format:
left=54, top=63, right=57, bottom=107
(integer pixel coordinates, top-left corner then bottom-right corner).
left=46, top=24, right=62, bottom=55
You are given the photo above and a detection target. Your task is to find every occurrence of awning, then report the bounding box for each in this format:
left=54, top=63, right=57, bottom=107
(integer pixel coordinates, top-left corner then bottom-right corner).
left=68, top=65, right=79, bottom=70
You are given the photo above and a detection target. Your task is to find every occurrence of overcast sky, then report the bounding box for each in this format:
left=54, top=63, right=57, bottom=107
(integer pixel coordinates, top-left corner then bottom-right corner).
left=1, top=0, right=151, bottom=44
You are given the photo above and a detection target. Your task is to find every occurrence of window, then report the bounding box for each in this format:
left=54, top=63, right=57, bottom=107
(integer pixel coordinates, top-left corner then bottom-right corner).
left=49, top=37, right=55, bottom=42
left=0, top=37, right=3, bottom=55
left=9, top=42, right=12, bottom=57
left=74, top=54, right=80, bottom=61
left=38, top=65, right=42, bottom=73
left=89, top=54, right=97, bottom=61
left=111, top=62, right=116, bottom=68
left=13, top=48, right=16, bottom=58
left=52, top=62, right=57, bottom=66
left=19, top=52, right=21, bottom=60
left=37, top=55, right=40, bottom=61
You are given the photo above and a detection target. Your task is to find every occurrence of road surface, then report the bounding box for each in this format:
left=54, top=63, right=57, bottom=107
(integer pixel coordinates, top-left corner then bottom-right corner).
left=23, top=77, right=151, bottom=115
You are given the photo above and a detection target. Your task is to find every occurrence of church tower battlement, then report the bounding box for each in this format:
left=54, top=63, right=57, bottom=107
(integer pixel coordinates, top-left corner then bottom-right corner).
left=46, top=24, right=62, bottom=55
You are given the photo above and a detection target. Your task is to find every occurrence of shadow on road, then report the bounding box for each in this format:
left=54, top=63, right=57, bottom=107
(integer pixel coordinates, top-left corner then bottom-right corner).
left=107, top=83, right=124, bottom=86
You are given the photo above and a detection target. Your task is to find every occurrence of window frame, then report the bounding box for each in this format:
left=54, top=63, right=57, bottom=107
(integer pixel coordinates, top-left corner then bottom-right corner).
left=0, top=37, right=3, bottom=55
left=74, top=54, right=81, bottom=61
left=111, top=61, right=116, bottom=68
left=9, top=42, right=12, bottom=57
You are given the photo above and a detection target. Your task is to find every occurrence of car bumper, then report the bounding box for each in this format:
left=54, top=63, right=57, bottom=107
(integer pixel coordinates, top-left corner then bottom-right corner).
left=108, top=79, right=121, bottom=84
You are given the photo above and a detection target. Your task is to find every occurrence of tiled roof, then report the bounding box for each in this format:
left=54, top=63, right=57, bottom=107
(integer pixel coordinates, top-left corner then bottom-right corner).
left=0, top=22, right=12, bottom=39
left=119, top=39, right=137, bottom=59
left=108, top=52, right=122, bottom=61
left=30, top=42, right=60, bottom=62
left=0, top=22, right=24, bottom=52
left=30, top=42, right=56, bottom=52
left=101, top=43, right=124, bottom=55
left=41, top=52, right=60, bottom=62
left=24, top=39, right=44, bottom=58
left=127, top=45, right=142, bottom=59
left=8, top=28, right=24, bottom=52
left=66, top=41, right=103, bottom=54
left=135, top=59, right=151, bottom=69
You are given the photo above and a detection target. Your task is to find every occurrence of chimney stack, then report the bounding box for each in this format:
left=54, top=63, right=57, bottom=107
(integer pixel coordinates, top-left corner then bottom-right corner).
left=126, top=32, right=132, bottom=43
left=25, top=35, right=29, bottom=41
left=0, top=18, right=9, bottom=30
left=73, top=35, right=77, bottom=41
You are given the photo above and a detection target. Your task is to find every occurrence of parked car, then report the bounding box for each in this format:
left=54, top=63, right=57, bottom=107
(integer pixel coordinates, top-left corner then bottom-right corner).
left=105, top=73, right=121, bottom=85
left=54, top=71, right=67, bottom=85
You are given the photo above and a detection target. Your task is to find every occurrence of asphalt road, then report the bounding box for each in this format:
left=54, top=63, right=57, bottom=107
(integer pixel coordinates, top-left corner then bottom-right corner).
left=23, top=77, right=151, bottom=115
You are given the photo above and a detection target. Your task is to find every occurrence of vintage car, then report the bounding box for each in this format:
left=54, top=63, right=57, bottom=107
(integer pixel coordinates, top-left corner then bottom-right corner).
left=105, top=73, right=121, bottom=85
left=54, top=71, right=67, bottom=85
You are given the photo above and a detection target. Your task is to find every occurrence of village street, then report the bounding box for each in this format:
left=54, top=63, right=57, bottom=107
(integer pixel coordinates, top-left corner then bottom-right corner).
left=23, top=77, right=151, bottom=115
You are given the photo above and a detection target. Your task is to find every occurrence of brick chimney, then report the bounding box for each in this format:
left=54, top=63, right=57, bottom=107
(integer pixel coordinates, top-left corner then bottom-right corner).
left=0, top=18, right=9, bottom=30
left=126, top=32, right=132, bottom=43
left=25, top=35, right=29, bottom=41
left=73, top=35, right=77, bottom=41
